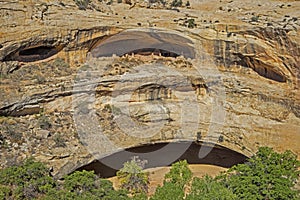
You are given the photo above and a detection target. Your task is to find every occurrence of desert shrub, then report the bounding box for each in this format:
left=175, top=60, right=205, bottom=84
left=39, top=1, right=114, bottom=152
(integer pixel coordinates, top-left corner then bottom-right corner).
left=53, top=133, right=66, bottom=148
left=38, top=115, right=52, bottom=130
left=3, top=125, right=23, bottom=144
left=34, top=74, right=46, bottom=84
left=251, top=15, right=259, bottom=22
left=74, top=0, right=91, bottom=10
left=117, top=156, right=149, bottom=195
left=186, top=18, right=195, bottom=28
left=171, top=0, right=182, bottom=7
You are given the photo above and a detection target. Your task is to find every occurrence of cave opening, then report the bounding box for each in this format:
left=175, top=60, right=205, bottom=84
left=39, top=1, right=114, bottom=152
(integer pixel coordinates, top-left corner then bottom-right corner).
left=90, top=30, right=195, bottom=59
left=254, top=66, right=286, bottom=83
left=4, top=45, right=61, bottom=62
left=19, top=46, right=54, bottom=56
left=76, top=142, right=247, bottom=178
left=233, top=53, right=287, bottom=83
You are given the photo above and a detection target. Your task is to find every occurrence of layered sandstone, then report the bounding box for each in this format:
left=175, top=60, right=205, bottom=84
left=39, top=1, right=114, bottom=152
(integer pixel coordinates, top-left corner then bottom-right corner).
left=0, top=0, right=299, bottom=178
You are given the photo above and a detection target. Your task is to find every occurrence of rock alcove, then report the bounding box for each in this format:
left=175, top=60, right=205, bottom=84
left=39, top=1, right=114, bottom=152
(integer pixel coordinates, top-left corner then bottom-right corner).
left=89, top=30, right=196, bottom=59
left=4, top=45, right=63, bottom=62
left=76, top=142, right=248, bottom=178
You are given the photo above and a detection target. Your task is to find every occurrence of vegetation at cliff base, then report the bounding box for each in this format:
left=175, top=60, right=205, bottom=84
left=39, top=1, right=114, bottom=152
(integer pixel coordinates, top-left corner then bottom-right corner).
left=220, top=147, right=300, bottom=199
left=117, top=156, right=149, bottom=195
left=0, top=147, right=299, bottom=199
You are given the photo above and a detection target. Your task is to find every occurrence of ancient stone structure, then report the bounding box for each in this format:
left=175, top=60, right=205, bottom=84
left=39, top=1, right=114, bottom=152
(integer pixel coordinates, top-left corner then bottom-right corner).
left=0, top=0, right=299, bottom=178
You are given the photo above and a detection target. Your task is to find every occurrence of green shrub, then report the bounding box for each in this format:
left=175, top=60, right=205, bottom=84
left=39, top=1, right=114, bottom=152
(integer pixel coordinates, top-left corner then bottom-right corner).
left=64, top=170, right=97, bottom=193
left=0, top=159, right=130, bottom=200
left=171, top=0, right=182, bottom=7
left=1, top=147, right=298, bottom=199
left=221, top=147, right=300, bottom=200
left=131, top=192, right=148, bottom=200
left=0, top=158, right=55, bottom=199
left=150, top=182, right=184, bottom=200
left=0, top=185, right=10, bottom=199
left=164, top=160, right=192, bottom=188
left=251, top=15, right=259, bottom=22
left=186, top=18, right=196, bottom=28
left=150, top=160, right=191, bottom=200
left=58, top=170, right=129, bottom=199
left=117, top=156, right=149, bottom=195
left=186, top=175, right=237, bottom=200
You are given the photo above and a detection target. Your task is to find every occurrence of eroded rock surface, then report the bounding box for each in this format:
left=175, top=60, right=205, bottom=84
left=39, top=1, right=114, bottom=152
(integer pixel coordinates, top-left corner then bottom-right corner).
left=0, top=0, right=299, bottom=178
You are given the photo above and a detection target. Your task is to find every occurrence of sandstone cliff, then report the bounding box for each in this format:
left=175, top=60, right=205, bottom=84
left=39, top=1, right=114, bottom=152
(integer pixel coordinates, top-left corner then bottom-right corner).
left=0, top=0, right=299, bottom=178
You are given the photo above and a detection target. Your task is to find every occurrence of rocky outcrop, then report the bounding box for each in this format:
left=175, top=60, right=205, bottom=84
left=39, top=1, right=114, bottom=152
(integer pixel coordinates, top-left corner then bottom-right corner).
left=0, top=0, right=299, bottom=178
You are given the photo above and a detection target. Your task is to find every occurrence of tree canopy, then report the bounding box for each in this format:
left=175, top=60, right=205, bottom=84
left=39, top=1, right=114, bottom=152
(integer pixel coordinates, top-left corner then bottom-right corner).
left=0, top=147, right=299, bottom=199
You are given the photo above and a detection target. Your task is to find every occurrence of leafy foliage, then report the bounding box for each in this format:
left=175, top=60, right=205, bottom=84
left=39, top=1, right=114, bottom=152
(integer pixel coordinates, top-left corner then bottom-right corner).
left=150, top=160, right=192, bottom=200
left=0, top=147, right=298, bottom=199
left=221, top=147, right=300, bottom=200
left=150, top=182, right=184, bottom=200
left=164, top=160, right=192, bottom=188
left=117, top=156, right=149, bottom=195
left=186, top=175, right=237, bottom=200
left=131, top=192, right=148, bottom=200
left=151, top=149, right=299, bottom=200
left=45, top=170, right=129, bottom=200
left=0, top=159, right=129, bottom=200
left=0, top=185, right=10, bottom=199
left=0, top=158, right=55, bottom=199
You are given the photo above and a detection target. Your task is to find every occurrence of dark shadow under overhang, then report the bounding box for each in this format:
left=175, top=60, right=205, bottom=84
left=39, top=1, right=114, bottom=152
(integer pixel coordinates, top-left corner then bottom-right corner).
left=90, top=30, right=196, bottom=59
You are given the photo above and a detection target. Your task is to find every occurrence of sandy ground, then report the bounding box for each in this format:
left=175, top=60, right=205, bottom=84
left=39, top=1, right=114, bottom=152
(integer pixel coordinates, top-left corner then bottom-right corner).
left=108, top=164, right=227, bottom=195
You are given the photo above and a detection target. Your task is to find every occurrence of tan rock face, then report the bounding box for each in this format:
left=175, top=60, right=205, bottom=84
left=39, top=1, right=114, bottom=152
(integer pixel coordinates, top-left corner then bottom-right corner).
left=0, top=0, right=299, bottom=177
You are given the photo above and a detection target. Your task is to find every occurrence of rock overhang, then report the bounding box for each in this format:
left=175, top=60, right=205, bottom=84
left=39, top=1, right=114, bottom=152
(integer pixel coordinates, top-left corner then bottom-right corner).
left=75, top=141, right=248, bottom=178
left=0, top=0, right=299, bottom=179
left=89, top=29, right=196, bottom=59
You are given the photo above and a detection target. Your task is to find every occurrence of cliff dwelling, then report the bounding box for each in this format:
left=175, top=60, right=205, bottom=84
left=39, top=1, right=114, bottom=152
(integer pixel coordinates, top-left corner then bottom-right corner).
left=77, top=142, right=247, bottom=178
left=0, top=0, right=299, bottom=189
left=90, top=30, right=195, bottom=59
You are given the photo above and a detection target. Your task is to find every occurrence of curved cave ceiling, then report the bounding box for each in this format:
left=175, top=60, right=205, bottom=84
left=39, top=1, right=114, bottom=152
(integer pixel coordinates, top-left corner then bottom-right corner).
left=90, top=30, right=196, bottom=59
left=76, top=142, right=247, bottom=178
left=4, top=45, right=64, bottom=62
